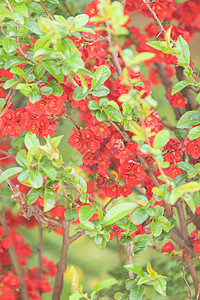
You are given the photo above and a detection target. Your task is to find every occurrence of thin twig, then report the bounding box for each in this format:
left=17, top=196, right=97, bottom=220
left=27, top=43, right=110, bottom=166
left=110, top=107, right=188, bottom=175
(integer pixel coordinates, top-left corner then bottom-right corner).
left=0, top=210, right=30, bottom=300
left=39, top=2, right=54, bottom=20
left=63, top=2, right=74, bottom=17
left=181, top=265, right=193, bottom=300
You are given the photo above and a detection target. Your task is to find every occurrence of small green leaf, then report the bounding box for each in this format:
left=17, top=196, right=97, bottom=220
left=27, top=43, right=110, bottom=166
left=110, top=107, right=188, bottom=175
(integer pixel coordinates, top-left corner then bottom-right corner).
left=90, top=86, right=110, bottom=97
left=79, top=205, right=96, bottom=223
left=101, top=202, right=136, bottom=226
left=64, top=209, right=78, bottom=222
left=152, top=221, right=162, bottom=237
left=176, top=110, right=200, bottom=128
left=130, top=285, right=144, bottom=300
left=134, top=234, right=149, bottom=248
left=0, top=167, right=23, bottom=183
left=130, top=52, right=155, bottom=65
left=174, top=129, right=187, bottom=142
left=28, top=170, right=43, bottom=189
left=42, top=61, right=64, bottom=83
left=91, top=65, right=111, bottom=89
left=74, top=14, right=89, bottom=28
left=104, top=106, right=122, bottom=122
left=3, top=78, right=18, bottom=90
left=4, top=57, right=27, bottom=69
left=87, top=100, right=99, bottom=110
left=153, top=130, right=170, bottom=149
left=73, top=86, right=88, bottom=101
left=130, top=207, right=148, bottom=225
left=33, top=36, right=51, bottom=56
left=27, top=188, right=41, bottom=205
left=124, top=264, right=144, bottom=277
left=0, top=98, right=6, bottom=110
left=41, top=165, right=57, bottom=180
left=44, top=187, right=55, bottom=212
left=91, top=278, right=118, bottom=295
left=154, top=278, right=166, bottom=296
left=189, top=126, right=200, bottom=140
left=171, top=80, right=192, bottom=95
left=157, top=216, right=171, bottom=232
left=169, top=189, right=183, bottom=205
left=175, top=35, right=190, bottom=67
left=178, top=182, right=200, bottom=192
left=13, top=2, right=28, bottom=17
left=3, top=38, right=17, bottom=53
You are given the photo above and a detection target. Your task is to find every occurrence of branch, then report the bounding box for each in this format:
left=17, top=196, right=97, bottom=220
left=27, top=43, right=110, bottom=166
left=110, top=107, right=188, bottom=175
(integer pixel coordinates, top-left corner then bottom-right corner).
left=0, top=210, right=29, bottom=300
left=148, top=244, right=186, bottom=261
left=105, top=22, right=123, bottom=76
left=52, top=220, right=70, bottom=300
left=126, top=242, right=134, bottom=279
left=63, top=2, right=74, bottom=16
left=39, top=2, right=54, bottom=20
left=69, top=230, right=85, bottom=244
left=64, top=103, right=80, bottom=130
left=181, top=265, right=192, bottom=300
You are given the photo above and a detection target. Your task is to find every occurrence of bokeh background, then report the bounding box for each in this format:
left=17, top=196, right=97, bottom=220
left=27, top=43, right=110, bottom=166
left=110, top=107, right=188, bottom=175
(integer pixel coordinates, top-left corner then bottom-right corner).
left=11, top=0, right=200, bottom=299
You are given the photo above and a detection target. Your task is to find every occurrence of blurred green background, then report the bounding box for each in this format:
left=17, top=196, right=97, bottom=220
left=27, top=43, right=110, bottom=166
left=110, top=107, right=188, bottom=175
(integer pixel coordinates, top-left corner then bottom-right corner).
left=15, top=0, right=200, bottom=299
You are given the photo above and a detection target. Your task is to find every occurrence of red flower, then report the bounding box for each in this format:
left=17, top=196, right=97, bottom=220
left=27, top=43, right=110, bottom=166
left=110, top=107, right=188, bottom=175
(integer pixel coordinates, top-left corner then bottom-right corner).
left=193, top=241, right=200, bottom=253
left=196, top=206, right=200, bottom=215
left=106, top=183, right=121, bottom=198
left=186, top=140, right=200, bottom=159
left=162, top=241, right=176, bottom=252
left=121, top=184, right=132, bottom=197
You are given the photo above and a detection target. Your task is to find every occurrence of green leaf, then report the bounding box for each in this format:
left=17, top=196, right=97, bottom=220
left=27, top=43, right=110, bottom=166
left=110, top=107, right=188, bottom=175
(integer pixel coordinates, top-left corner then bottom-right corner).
left=41, top=165, right=57, bottom=180
left=87, top=100, right=99, bottom=110
left=171, top=80, right=192, bottom=95
left=154, top=278, right=166, bottom=296
left=124, top=264, right=144, bottom=276
left=176, top=110, right=200, bottom=128
left=174, top=174, right=187, bottom=188
left=92, top=110, right=107, bottom=122
left=157, top=216, right=171, bottom=232
left=91, top=278, right=118, bottom=295
left=174, top=129, right=187, bottom=142
left=0, top=167, right=23, bottom=183
left=178, top=182, right=200, bottom=192
left=91, top=65, right=111, bottom=89
left=152, top=187, right=164, bottom=196
left=189, top=126, right=200, bottom=140
left=27, top=188, right=41, bottom=205
left=64, top=209, right=78, bottom=222
left=49, top=82, right=63, bottom=96
left=130, top=52, right=155, bottom=65
left=33, top=36, right=50, bottom=56
left=175, top=35, right=190, bottom=67
left=73, top=86, right=88, bottom=101
left=130, top=207, right=148, bottom=225
left=13, top=2, right=28, bottom=17
left=28, top=170, right=43, bottom=189
left=25, top=22, right=43, bottom=35
left=3, top=38, right=17, bottom=53
left=79, top=205, right=96, bottom=223
left=0, top=98, right=6, bottom=110
left=44, top=187, right=55, bottom=212
left=101, top=202, right=136, bottom=226
left=4, top=57, right=27, bottom=69
left=169, top=189, right=183, bottom=205
left=74, top=14, right=89, bottom=28
left=130, top=285, right=144, bottom=300
left=42, top=61, right=64, bottom=83
left=153, top=130, right=170, bottom=149
left=90, top=86, right=110, bottom=97
left=104, top=106, right=122, bottom=122
left=152, top=221, right=162, bottom=237
left=147, top=41, right=173, bottom=54
left=182, top=193, right=196, bottom=214
left=3, top=78, right=18, bottom=90
left=24, top=132, right=39, bottom=150
left=134, top=234, right=149, bottom=248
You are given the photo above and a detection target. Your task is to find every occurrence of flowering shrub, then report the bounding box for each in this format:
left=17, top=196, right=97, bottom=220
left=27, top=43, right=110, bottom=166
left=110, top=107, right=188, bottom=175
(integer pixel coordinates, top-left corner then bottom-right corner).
left=0, top=0, right=200, bottom=299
